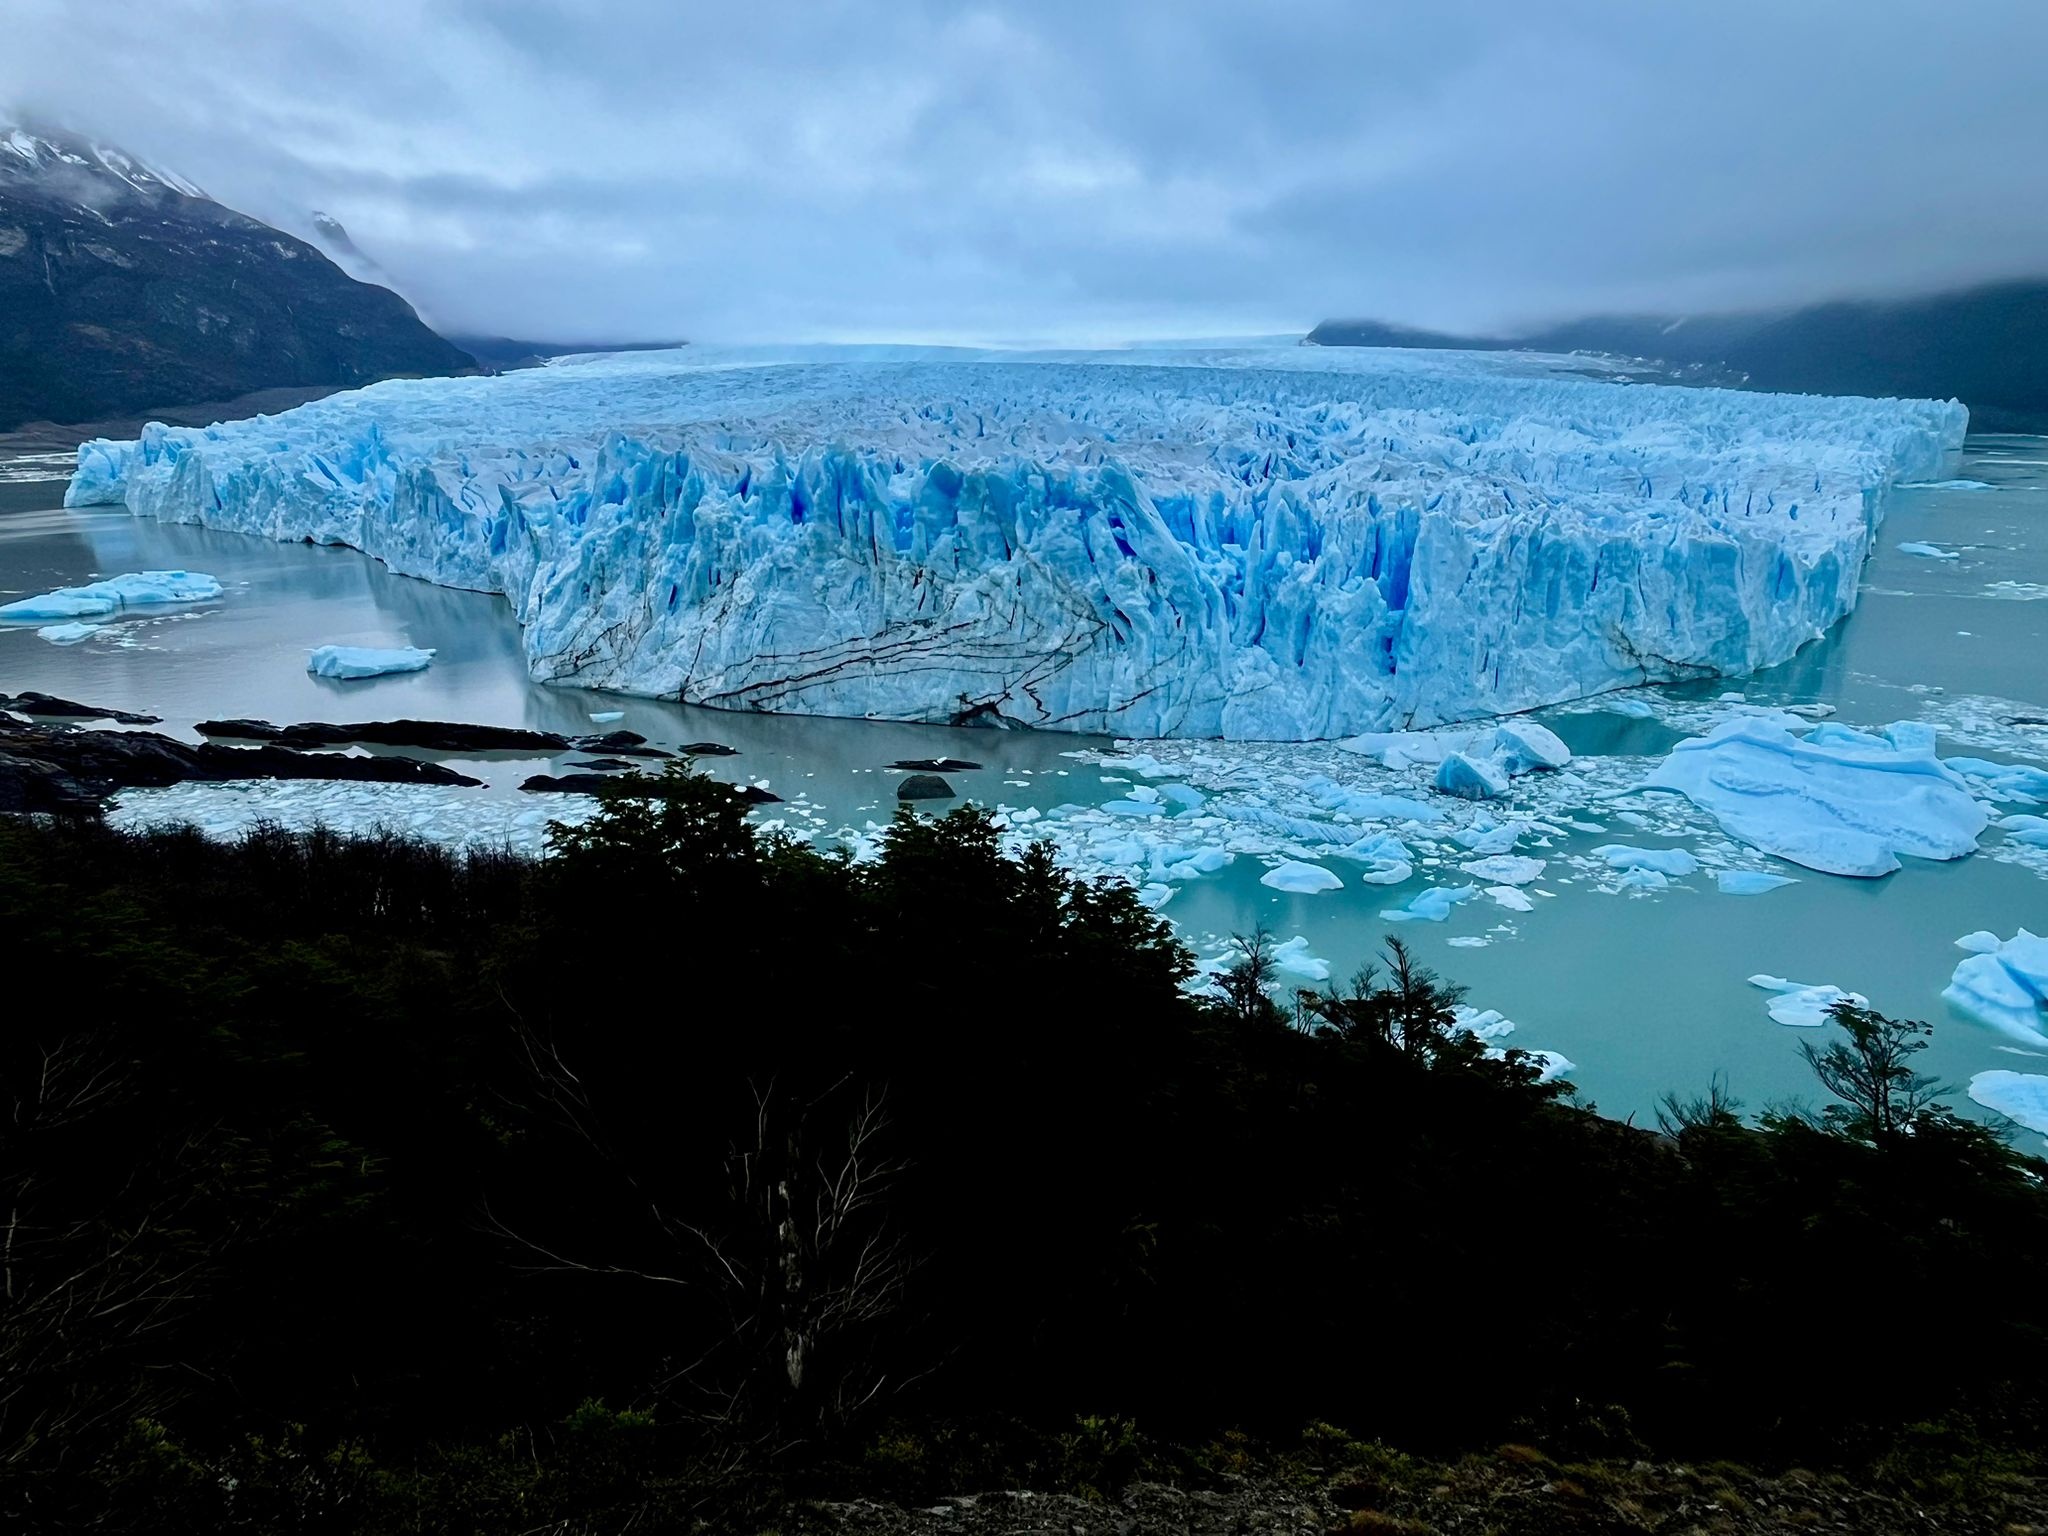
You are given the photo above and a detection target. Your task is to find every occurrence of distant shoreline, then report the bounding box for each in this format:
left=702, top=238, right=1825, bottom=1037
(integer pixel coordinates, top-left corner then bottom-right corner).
left=0, top=382, right=353, bottom=457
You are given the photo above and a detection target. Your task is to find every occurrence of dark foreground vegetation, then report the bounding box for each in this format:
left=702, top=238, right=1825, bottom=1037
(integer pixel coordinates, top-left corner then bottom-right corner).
left=4, top=769, right=2047, bottom=1533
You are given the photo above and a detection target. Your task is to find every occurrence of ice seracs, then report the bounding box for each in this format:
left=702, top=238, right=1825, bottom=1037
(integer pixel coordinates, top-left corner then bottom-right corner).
left=67, top=343, right=1964, bottom=741
left=308, top=644, right=436, bottom=680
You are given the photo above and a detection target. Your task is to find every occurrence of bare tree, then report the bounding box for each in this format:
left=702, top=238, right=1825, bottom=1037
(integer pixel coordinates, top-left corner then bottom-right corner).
left=496, top=1024, right=917, bottom=1462
left=0, top=1033, right=215, bottom=1510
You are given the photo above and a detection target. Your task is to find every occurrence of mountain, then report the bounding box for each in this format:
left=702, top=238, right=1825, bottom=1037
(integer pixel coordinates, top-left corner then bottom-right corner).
left=0, top=121, right=474, bottom=432
left=1308, top=280, right=2048, bottom=432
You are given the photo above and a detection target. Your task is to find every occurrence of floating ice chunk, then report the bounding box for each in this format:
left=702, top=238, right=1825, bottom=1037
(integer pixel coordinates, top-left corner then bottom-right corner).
left=1156, top=783, right=1207, bottom=813
left=0, top=569, right=222, bottom=621
left=1136, top=883, right=1175, bottom=911
left=1902, top=478, right=1994, bottom=491
left=1592, top=844, right=1700, bottom=878
left=1604, top=697, right=1658, bottom=719
left=1452, top=820, right=1519, bottom=855
left=1615, top=867, right=1668, bottom=891
left=1260, top=860, right=1343, bottom=894
left=1486, top=885, right=1535, bottom=912
left=1943, top=929, right=2048, bottom=1044
left=36, top=621, right=102, bottom=644
left=1715, top=869, right=1798, bottom=894
left=1381, top=884, right=1480, bottom=923
left=1328, top=791, right=1445, bottom=824
left=1642, top=718, right=1988, bottom=877
left=1897, top=541, right=1959, bottom=559
left=1998, top=815, right=2048, bottom=848
left=589, top=709, right=626, bottom=723
left=1163, top=846, right=1231, bottom=879
left=1968, top=1071, right=2048, bottom=1134
left=1747, top=974, right=1870, bottom=1028
left=1522, top=1050, right=1576, bottom=1083
left=1948, top=757, right=2048, bottom=804
left=307, top=644, right=436, bottom=680
left=1270, top=935, right=1331, bottom=984
left=1956, top=930, right=2003, bottom=954
left=1335, top=831, right=1413, bottom=884
left=1493, top=720, right=1572, bottom=773
left=1436, top=752, right=1510, bottom=800
left=1452, top=1006, right=1518, bottom=1042
left=1461, top=854, right=1546, bottom=886
left=1103, top=798, right=1167, bottom=818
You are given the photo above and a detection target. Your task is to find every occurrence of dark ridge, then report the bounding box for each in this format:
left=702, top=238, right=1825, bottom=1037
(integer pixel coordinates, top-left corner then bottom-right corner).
left=0, top=124, right=475, bottom=432
left=0, top=691, right=160, bottom=724
left=1309, top=278, right=2048, bottom=431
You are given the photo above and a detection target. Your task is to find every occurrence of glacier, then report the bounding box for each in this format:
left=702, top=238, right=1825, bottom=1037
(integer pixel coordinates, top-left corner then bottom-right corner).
left=64, top=343, right=1966, bottom=741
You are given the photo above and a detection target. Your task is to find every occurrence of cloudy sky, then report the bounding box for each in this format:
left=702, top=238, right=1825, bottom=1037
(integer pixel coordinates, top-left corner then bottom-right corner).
left=4, top=0, right=2045, bottom=344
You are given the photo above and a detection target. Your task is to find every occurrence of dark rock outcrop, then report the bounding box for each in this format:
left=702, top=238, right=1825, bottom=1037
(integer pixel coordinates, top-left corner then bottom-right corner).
left=0, top=717, right=482, bottom=812
left=896, top=773, right=958, bottom=801
left=0, top=122, right=474, bottom=432
left=520, top=772, right=778, bottom=803
left=199, top=718, right=569, bottom=752
left=889, top=757, right=981, bottom=772
left=0, top=691, right=160, bottom=724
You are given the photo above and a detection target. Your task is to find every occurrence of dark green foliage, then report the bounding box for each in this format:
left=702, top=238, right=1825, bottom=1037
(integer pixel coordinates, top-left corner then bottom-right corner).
left=4, top=778, right=2048, bottom=1532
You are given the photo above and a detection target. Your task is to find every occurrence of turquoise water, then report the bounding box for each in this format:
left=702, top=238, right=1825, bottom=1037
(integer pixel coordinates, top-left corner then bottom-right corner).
left=2, top=439, right=2044, bottom=1128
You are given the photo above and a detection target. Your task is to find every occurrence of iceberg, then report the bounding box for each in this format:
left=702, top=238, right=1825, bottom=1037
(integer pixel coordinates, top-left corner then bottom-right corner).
left=308, top=644, right=436, bottom=680
left=66, top=344, right=1964, bottom=741
left=1643, top=718, right=1988, bottom=877
left=37, top=621, right=101, bottom=644
left=1270, top=935, right=1332, bottom=984
left=1896, top=541, right=1959, bottom=560
left=1381, top=884, right=1480, bottom=923
left=1259, top=859, right=1343, bottom=894
left=0, top=569, right=221, bottom=621
left=1943, top=929, right=2048, bottom=1045
left=1715, top=869, right=1797, bottom=894
left=1592, top=844, right=1700, bottom=878
left=1747, top=974, right=1869, bottom=1028
left=1968, top=1071, right=2048, bottom=1136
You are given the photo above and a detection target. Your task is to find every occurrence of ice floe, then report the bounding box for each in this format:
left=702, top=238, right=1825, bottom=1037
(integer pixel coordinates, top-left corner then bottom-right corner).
left=1944, top=929, right=2048, bottom=1045
left=1968, top=1071, right=2048, bottom=1135
left=0, top=569, right=221, bottom=621
left=1747, top=974, right=1870, bottom=1028
left=308, top=644, right=436, bottom=680
left=1643, top=719, right=1988, bottom=877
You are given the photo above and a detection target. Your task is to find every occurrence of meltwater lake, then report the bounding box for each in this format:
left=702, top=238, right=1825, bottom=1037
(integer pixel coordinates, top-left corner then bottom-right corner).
left=3, top=437, right=2045, bottom=1128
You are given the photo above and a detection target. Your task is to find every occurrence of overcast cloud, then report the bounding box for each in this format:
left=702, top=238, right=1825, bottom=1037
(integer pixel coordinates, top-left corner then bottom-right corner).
left=4, top=0, right=2045, bottom=343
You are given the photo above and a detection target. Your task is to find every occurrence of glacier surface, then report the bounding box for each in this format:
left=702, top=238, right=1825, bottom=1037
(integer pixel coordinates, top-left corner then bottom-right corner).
left=65, top=344, right=1965, bottom=740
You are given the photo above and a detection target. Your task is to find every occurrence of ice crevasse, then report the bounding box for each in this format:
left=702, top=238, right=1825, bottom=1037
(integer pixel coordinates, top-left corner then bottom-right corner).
left=65, top=344, right=1967, bottom=740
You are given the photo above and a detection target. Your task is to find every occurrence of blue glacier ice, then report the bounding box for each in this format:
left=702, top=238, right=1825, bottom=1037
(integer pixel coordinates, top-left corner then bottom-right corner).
left=1643, top=718, right=1988, bottom=877
left=65, top=344, right=1966, bottom=740
left=1968, top=1071, right=2048, bottom=1136
left=1944, top=929, right=2048, bottom=1044
left=0, top=569, right=222, bottom=621
left=307, top=644, right=435, bottom=679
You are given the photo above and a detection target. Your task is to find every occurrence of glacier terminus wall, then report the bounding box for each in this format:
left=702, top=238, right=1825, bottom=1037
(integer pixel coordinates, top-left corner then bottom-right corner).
left=66, top=343, right=1966, bottom=740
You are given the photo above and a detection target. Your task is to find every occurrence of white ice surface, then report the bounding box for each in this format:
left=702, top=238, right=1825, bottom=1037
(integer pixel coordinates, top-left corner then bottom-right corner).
left=1747, top=974, right=1869, bottom=1028
left=1643, top=719, right=1988, bottom=877
left=67, top=343, right=1964, bottom=740
left=307, top=644, right=436, bottom=680
left=1968, top=1071, right=2048, bottom=1135
left=0, top=569, right=222, bottom=621
left=1944, top=929, right=2048, bottom=1045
